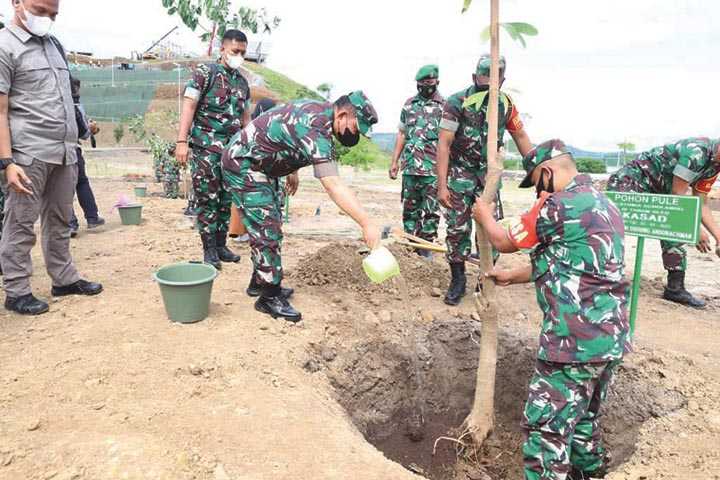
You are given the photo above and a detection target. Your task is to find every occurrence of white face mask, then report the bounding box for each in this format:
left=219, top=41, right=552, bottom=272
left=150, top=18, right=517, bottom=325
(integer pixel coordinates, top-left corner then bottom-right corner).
left=19, top=1, right=54, bottom=37
left=226, top=54, right=244, bottom=70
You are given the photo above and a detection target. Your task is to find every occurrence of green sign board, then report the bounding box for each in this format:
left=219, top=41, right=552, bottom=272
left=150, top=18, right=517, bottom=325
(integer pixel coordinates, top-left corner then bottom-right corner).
left=606, top=192, right=701, bottom=244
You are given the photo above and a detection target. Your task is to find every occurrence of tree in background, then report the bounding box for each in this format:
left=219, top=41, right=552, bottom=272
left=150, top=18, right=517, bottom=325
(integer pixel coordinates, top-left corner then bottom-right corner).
left=317, top=83, right=333, bottom=101
left=617, top=140, right=636, bottom=165
left=113, top=123, right=125, bottom=145
left=161, top=0, right=281, bottom=56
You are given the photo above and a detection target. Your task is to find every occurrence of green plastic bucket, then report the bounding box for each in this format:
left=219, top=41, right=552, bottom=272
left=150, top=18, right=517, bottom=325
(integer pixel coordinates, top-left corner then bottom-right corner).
left=118, top=204, right=143, bottom=225
left=134, top=185, right=147, bottom=197
left=153, top=262, right=218, bottom=324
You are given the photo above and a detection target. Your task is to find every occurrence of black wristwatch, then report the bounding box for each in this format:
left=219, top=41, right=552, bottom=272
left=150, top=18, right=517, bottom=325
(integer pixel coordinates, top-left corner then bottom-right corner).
left=0, top=158, right=13, bottom=170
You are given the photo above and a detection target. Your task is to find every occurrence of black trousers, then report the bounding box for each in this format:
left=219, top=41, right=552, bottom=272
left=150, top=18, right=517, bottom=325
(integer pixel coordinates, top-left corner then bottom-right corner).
left=70, top=148, right=99, bottom=228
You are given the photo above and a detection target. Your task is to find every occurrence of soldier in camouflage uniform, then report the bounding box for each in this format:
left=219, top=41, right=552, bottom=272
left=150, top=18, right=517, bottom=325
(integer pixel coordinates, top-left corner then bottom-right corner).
left=474, top=140, right=632, bottom=480
left=389, top=65, right=444, bottom=256
left=608, top=137, right=720, bottom=308
left=437, top=54, right=533, bottom=305
left=223, top=91, right=380, bottom=322
left=175, top=30, right=251, bottom=270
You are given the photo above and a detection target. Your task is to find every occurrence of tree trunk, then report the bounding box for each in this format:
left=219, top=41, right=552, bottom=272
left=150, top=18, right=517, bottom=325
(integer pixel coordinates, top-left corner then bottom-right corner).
left=463, top=0, right=503, bottom=448
left=207, top=22, right=217, bottom=57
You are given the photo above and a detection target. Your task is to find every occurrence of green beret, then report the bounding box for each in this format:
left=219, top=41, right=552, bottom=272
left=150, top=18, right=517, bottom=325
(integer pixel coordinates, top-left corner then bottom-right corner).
left=415, top=64, right=439, bottom=82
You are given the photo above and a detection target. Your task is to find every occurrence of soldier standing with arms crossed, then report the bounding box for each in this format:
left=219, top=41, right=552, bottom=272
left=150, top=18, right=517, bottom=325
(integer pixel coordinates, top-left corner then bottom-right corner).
left=389, top=65, right=445, bottom=257
left=437, top=54, right=532, bottom=306
left=175, top=29, right=251, bottom=270
left=474, top=140, right=631, bottom=480
left=607, top=137, right=720, bottom=308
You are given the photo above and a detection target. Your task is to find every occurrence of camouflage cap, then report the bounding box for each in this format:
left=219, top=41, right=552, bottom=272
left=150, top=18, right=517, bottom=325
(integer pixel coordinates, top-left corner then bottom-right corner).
left=415, top=64, right=439, bottom=82
left=476, top=53, right=507, bottom=77
left=348, top=90, right=379, bottom=136
left=519, top=139, right=571, bottom=188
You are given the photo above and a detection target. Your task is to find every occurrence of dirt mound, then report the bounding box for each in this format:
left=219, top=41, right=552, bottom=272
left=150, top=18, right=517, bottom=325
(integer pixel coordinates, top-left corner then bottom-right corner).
left=307, top=312, right=688, bottom=480
left=288, top=242, right=450, bottom=299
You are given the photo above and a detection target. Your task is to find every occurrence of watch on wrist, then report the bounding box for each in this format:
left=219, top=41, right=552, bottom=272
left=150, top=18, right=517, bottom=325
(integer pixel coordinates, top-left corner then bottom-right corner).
left=0, top=158, right=13, bottom=170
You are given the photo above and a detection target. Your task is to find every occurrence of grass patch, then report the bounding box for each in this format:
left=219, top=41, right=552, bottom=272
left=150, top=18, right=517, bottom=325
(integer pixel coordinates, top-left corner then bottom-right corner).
left=245, top=63, right=323, bottom=102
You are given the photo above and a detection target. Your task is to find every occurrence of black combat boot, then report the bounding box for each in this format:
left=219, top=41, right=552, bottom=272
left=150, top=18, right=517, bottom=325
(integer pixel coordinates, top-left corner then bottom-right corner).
left=255, top=285, right=302, bottom=323
left=216, top=231, right=241, bottom=263
left=663, top=270, right=705, bottom=309
left=201, top=233, right=221, bottom=270
left=246, top=274, right=294, bottom=298
left=444, top=262, right=467, bottom=306
left=5, top=294, right=49, bottom=316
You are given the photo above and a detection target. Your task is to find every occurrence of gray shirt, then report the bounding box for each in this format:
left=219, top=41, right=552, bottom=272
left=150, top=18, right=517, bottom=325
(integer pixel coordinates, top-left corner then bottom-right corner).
left=0, top=24, right=78, bottom=166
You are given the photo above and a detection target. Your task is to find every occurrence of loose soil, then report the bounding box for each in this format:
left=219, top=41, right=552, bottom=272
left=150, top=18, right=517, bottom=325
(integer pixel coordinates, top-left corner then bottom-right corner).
left=0, top=153, right=719, bottom=480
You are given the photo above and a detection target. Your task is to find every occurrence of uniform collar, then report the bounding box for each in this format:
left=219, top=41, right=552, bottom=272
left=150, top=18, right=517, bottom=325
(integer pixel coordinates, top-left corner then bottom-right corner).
left=414, top=91, right=442, bottom=104
left=7, top=22, right=33, bottom=44
left=566, top=174, right=593, bottom=190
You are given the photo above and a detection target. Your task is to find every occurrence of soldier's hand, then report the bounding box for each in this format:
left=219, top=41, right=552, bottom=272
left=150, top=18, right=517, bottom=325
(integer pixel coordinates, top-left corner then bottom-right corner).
left=89, top=120, right=100, bottom=135
left=362, top=222, right=381, bottom=250
left=285, top=172, right=299, bottom=196
left=438, top=185, right=452, bottom=209
left=175, top=142, right=189, bottom=167
left=696, top=229, right=712, bottom=253
left=485, top=268, right=513, bottom=287
left=388, top=163, right=399, bottom=180
left=6, top=164, right=33, bottom=195
left=472, top=197, right=496, bottom=224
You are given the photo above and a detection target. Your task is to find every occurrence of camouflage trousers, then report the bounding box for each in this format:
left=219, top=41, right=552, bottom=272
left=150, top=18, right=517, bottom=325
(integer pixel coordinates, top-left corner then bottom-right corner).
left=402, top=174, right=440, bottom=242
left=445, top=163, right=503, bottom=263
left=191, top=147, right=232, bottom=234
left=224, top=158, right=284, bottom=287
left=607, top=172, right=686, bottom=271
left=163, top=165, right=180, bottom=199
left=523, top=359, right=620, bottom=480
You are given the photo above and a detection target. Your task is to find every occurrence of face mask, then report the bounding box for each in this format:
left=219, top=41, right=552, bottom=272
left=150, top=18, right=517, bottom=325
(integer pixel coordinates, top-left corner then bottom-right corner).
left=337, top=127, right=360, bottom=147
left=474, top=83, right=490, bottom=92
left=19, top=1, right=54, bottom=37
left=226, top=54, right=244, bottom=70
left=535, top=168, right=555, bottom=198
left=417, top=84, right=437, bottom=98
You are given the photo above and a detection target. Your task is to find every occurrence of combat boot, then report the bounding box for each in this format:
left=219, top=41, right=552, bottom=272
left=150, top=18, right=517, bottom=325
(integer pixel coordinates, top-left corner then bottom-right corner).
left=216, top=231, right=241, bottom=263
left=246, top=274, right=294, bottom=298
left=444, top=262, right=467, bottom=306
left=255, top=285, right=302, bottom=323
left=201, top=233, right=222, bottom=270
left=663, top=270, right=705, bottom=309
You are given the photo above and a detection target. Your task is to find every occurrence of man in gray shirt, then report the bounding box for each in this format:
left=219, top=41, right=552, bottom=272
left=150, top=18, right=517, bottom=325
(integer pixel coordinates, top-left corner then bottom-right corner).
left=0, top=0, right=102, bottom=315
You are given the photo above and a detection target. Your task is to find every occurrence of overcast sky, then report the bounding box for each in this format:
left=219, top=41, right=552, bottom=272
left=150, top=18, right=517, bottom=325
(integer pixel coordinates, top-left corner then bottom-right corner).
left=2, top=0, right=718, bottom=151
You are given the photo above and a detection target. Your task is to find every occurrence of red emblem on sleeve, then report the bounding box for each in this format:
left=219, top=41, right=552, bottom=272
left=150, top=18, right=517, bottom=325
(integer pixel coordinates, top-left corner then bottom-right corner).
left=507, top=193, right=550, bottom=251
left=695, top=175, right=718, bottom=194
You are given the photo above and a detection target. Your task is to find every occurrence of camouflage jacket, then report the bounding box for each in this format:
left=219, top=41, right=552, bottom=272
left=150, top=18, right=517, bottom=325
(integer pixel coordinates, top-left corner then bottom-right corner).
left=223, top=100, right=339, bottom=179
left=440, top=86, right=523, bottom=176
left=507, top=175, right=632, bottom=364
left=615, top=137, right=720, bottom=194
left=185, top=63, right=250, bottom=154
left=399, top=92, right=445, bottom=176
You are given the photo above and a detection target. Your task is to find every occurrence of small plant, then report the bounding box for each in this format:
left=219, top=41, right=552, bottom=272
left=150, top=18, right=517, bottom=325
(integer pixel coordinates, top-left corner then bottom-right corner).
left=113, top=123, right=125, bottom=145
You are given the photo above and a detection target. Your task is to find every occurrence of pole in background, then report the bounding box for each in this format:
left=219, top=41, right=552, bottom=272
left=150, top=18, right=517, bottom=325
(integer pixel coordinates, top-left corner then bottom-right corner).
left=629, top=236, right=645, bottom=338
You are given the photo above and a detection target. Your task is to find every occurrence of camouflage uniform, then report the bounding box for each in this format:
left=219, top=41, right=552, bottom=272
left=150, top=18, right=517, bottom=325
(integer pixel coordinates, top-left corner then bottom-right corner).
left=608, top=137, right=720, bottom=272
left=440, top=85, right=524, bottom=263
left=223, top=93, right=377, bottom=288
left=185, top=63, right=250, bottom=234
left=509, top=143, right=631, bottom=480
left=153, top=154, right=163, bottom=183
left=399, top=90, right=444, bottom=242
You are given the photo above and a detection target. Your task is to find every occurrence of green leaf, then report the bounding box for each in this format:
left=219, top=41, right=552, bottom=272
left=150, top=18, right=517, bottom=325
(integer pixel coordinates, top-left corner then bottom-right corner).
left=461, top=0, right=473, bottom=13
left=505, top=22, right=538, bottom=37
left=480, top=25, right=490, bottom=43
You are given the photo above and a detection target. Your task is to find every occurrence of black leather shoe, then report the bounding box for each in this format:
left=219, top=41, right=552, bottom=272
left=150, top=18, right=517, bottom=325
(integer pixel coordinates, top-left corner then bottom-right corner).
left=663, top=270, right=705, bottom=309
left=70, top=225, right=79, bottom=238
left=246, top=278, right=294, bottom=298
left=201, top=233, right=222, bottom=270
left=216, top=231, right=241, bottom=263
left=5, top=294, right=49, bottom=315
left=255, top=295, right=302, bottom=323
left=51, top=280, right=103, bottom=297
left=87, top=218, right=106, bottom=229
left=444, top=262, right=467, bottom=306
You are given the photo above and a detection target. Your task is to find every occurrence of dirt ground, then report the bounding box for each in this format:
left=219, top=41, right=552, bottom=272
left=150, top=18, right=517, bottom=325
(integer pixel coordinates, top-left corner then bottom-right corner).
left=1, top=151, right=719, bottom=480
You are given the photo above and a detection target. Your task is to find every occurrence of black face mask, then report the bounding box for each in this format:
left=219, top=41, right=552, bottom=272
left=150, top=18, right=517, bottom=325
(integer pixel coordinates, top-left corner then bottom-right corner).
left=535, top=168, right=555, bottom=198
left=337, top=127, right=360, bottom=147
left=417, top=84, right=437, bottom=98
left=474, top=83, right=490, bottom=92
